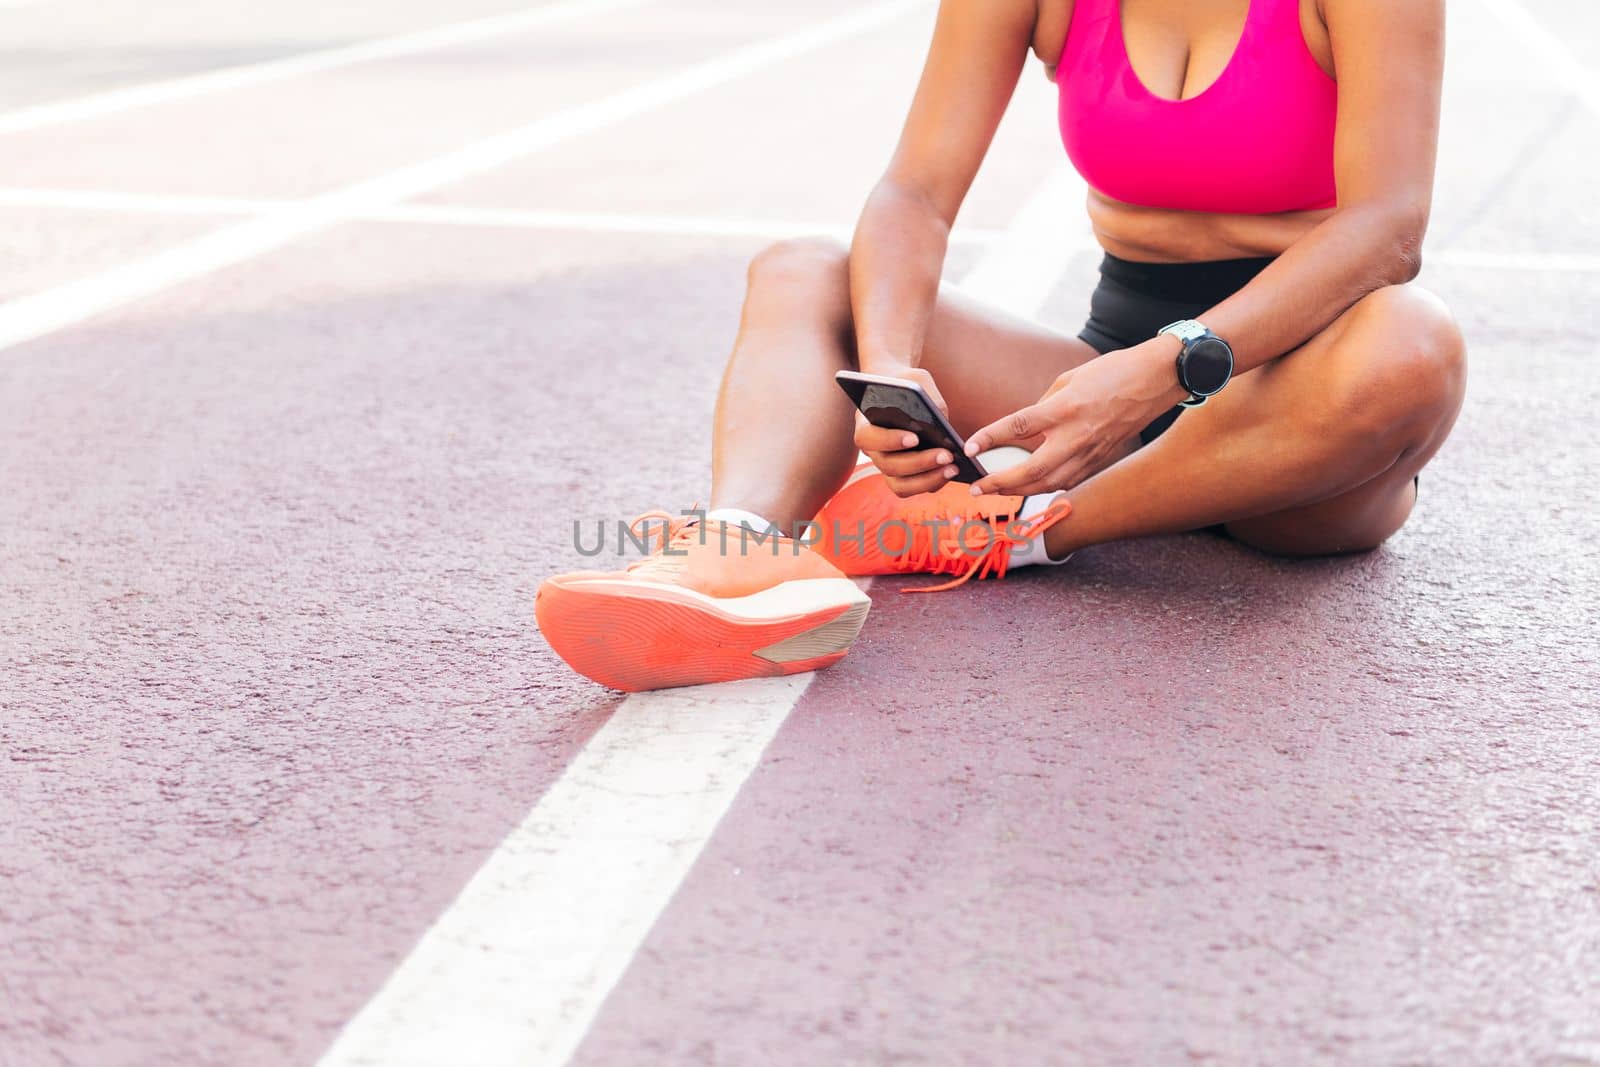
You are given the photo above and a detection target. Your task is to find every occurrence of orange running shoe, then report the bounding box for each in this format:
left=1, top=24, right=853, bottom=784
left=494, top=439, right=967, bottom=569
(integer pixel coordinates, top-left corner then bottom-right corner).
left=812, top=462, right=1072, bottom=592
left=536, top=513, right=871, bottom=692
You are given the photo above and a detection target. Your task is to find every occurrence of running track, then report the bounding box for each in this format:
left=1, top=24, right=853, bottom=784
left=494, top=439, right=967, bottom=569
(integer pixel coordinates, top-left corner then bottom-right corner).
left=2, top=1, right=1599, bottom=1064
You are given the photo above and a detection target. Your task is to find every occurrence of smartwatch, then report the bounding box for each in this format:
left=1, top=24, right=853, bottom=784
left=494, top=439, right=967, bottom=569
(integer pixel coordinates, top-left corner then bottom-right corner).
left=1158, top=319, right=1234, bottom=408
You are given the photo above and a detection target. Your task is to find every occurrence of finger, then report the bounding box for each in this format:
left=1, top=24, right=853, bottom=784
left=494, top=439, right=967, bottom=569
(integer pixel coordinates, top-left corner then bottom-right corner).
left=979, top=475, right=1059, bottom=500
left=860, top=445, right=938, bottom=475
left=1046, top=444, right=1125, bottom=494
left=972, top=471, right=1062, bottom=499
left=870, top=448, right=955, bottom=479
left=965, top=403, right=1049, bottom=457
left=886, top=469, right=952, bottom=498
left=855, top=425, right=920, bottom=454
left=970, top=447, right=1068, bottom=496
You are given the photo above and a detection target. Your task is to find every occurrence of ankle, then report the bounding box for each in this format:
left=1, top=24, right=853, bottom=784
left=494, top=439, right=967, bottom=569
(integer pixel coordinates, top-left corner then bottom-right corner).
left=1040, top=508, right=1086, bottom=559
left=1010, top=492, right=1074, bottom=567
left=703, top=507, right=781, bottom=536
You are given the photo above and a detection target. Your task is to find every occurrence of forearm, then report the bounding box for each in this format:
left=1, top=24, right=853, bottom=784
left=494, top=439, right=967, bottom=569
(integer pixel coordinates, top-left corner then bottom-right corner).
left=848, top=178, right=951, bottom=371
left=1196, top=202, right=1426, bottom=375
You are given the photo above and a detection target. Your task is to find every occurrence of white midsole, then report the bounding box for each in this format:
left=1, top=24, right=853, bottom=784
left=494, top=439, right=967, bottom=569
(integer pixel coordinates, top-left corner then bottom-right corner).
left=559, top=576, right=870, bottom=620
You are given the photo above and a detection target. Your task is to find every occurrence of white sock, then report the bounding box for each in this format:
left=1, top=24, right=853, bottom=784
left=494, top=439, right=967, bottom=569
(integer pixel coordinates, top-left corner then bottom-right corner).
left=1005, top=492, right=1073, bottom=568
left=703, top=507, right=782, bottom=537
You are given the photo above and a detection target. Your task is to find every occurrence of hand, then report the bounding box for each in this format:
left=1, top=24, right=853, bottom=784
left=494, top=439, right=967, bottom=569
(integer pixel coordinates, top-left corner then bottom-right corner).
left=853, top=364, right=958, bottom=498
left=964, top=341, right=1185, bottom=496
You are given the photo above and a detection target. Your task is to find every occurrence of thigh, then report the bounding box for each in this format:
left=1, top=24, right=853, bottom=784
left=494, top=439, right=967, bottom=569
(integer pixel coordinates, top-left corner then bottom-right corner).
left=916, top=282, right=1102, bottom=439
left=1197, top=284, right=1464, bottom=554
left=1222, top=472, right=1421, bottom=556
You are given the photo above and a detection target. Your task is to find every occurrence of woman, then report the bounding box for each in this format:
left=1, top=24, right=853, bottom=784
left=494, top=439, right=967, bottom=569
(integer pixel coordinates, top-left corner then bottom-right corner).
left=536, top=0, right=1465, bottom=693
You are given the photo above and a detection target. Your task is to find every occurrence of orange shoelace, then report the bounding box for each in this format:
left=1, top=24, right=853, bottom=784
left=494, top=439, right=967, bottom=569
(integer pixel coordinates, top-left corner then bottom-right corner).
left=619, top=499, right=1071, bottom=594
left=622, top=509, right=699, bottom=580
left=895, top=496, right=1074, bottom=593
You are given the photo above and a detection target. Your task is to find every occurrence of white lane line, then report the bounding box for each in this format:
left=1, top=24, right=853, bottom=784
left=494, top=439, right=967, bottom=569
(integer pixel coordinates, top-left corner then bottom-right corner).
left=1428, top=248, right=1600, bottom=273
left=1475, top=0, right=1600, bottom=122
left=6, top=185, right=1600, bottom=273
left=0, top=0, right=651, bottom=135
left=364, top=203, right=1011, bottom=247
left=315, top=167, right=1086, bottom=1067
left=0, top=187, right=276, bottom=216
left=317, top=676, right=812, bottom=1067
left=0, top=186, right=1005, bottom=243
left=0, top=0, right=929, bottom=355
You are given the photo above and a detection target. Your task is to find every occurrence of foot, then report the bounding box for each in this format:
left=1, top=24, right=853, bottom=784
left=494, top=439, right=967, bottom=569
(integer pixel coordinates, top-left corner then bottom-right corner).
left=536, top=514, right=871, bottom=692
left=812, top=462, right=1072, bottom=591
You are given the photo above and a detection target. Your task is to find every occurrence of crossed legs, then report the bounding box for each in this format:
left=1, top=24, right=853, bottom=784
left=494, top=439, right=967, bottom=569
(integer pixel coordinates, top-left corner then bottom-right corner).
left=710, top=238, right=1466, bottom=558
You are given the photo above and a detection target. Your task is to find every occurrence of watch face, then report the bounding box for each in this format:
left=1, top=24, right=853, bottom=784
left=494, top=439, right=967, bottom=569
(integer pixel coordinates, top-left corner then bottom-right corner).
left=1182, top=337, right=1234, bottom=395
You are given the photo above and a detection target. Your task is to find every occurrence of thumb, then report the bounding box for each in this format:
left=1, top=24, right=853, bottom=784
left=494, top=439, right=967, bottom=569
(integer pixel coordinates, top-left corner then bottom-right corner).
left=1039, top=369, right=1075, bottom=401
left=905, top=368, right=948, bottom=416
left=965, top=403, right=1047, bottom=457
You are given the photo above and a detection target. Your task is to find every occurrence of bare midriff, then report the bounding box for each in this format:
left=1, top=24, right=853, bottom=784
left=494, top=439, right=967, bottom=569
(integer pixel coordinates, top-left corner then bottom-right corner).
left=1087, top=189, right=1336, bottom=263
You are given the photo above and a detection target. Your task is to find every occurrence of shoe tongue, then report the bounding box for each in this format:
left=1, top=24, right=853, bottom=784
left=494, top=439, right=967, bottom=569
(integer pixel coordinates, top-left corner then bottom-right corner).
left=983, top=495, right=1024, bottom=519
left=628, top=549, right=687, bottom=580
left=624, top=525, right=695, bottom=576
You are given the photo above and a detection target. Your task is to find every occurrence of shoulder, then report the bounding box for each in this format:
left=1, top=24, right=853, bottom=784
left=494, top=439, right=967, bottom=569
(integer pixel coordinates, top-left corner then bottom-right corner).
left=1322, top=0, right=1444, bottom=40
left=926, top=0, right=1054, bottom=61
left=1319, top=0, right=1445, bottom=81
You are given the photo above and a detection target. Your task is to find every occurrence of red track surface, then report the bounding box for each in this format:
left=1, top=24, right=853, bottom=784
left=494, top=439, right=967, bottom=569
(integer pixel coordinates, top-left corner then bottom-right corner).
left=3, top=1, right=1599, bottom=1064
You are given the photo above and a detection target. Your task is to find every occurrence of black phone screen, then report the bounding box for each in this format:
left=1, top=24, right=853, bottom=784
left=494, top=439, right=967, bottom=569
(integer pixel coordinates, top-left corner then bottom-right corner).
left=860, top=383, right=947, bottom=443
left=840, top=378, right=987, bottom=483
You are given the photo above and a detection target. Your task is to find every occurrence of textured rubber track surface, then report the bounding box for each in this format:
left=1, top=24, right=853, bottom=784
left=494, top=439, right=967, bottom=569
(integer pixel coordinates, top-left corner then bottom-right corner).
left=535, top=579, right=869, bottom=692
left=5, top=0, right=1600, bottom=1063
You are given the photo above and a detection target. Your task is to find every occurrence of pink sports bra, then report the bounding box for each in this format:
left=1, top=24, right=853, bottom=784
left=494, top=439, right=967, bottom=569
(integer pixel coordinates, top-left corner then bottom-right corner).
left=1057, top=0, right=1338, bottom=215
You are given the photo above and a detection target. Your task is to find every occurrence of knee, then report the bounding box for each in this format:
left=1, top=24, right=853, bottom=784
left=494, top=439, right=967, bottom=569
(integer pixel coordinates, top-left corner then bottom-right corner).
left=745, top=236, right=851, bottom=306
left=1323, top=284, right=1467, bottom=443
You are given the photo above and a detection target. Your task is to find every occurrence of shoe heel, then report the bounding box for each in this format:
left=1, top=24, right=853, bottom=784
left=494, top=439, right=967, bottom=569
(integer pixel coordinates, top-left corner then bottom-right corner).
left=754, top=597, right=870, bottom=665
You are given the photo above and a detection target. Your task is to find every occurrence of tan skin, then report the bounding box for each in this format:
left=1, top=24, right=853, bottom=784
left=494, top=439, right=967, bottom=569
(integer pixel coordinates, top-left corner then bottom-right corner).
left=709, top=0, right=1466, bottom=559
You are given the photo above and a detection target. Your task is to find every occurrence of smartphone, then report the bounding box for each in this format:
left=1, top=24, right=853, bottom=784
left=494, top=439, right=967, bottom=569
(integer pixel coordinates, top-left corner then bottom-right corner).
left=835, top=369, right=989, bottom=484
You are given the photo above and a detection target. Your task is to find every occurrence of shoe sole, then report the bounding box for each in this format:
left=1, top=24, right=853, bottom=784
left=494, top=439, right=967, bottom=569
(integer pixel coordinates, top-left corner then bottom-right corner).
left=535, top=576, right=871, bottom=692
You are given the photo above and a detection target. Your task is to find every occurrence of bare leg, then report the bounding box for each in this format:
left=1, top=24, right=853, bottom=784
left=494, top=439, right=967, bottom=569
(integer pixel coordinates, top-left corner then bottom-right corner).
left=1043, top=283, right=1467, bottom=558
left=710, top=238, right=1099, bottom=528
left=708, top=240, right=860, bottom=524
